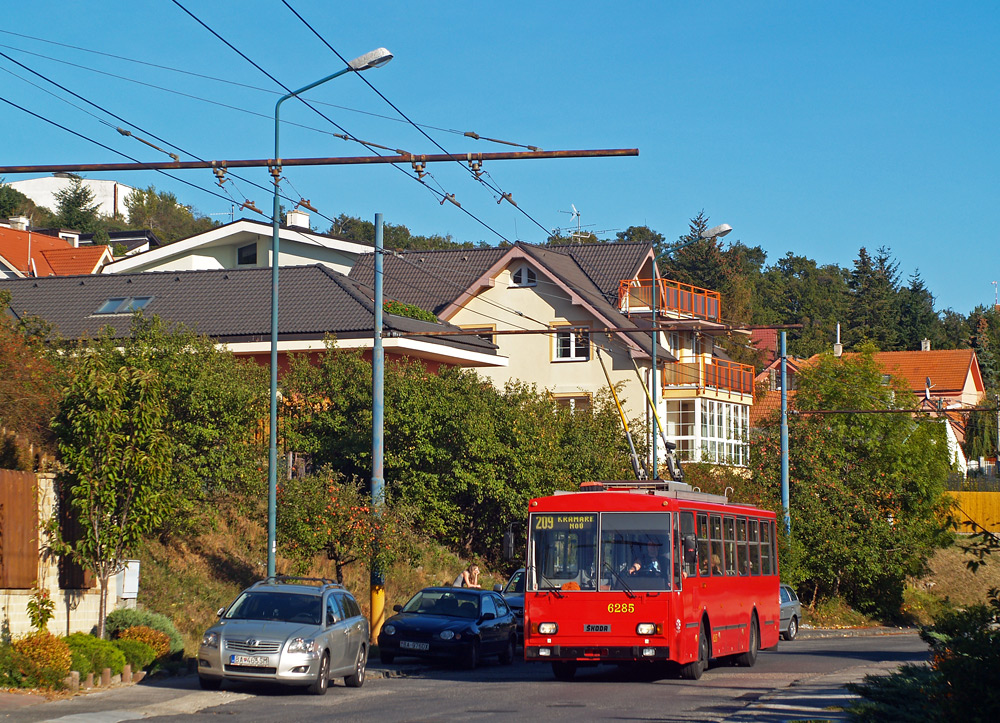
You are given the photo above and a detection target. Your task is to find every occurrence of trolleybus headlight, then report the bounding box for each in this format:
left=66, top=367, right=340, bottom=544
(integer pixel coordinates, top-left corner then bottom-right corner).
left=537, top=622, right=558, bottom=635
left=636, top=623, right=660, bottom=635
left=642, top=647, right=656, bottom=657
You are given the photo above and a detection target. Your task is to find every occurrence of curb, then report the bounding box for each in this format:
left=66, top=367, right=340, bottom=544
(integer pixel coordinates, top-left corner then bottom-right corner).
left=796, top=626, right=919, bottom=639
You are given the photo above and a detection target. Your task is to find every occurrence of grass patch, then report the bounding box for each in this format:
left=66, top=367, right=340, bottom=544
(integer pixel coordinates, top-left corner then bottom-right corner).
left=136, top=503, right=507, bottom=654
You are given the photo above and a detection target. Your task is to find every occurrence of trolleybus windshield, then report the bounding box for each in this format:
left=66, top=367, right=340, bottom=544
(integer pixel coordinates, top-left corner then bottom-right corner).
left=527, top=512, right=673, bottom=593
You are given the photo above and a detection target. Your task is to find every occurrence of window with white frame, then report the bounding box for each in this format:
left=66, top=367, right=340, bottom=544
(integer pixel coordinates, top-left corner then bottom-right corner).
left=554, top=327, right=590, bottom=361
left=698, top=399, right=749, bottom=466
left=510, top=265, right=536, bottom=287
left=552, top=393, right=592, bottom=413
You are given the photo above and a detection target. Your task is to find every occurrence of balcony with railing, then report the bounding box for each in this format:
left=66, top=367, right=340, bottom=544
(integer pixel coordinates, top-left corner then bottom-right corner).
left=619, top=278, right=721, bottom=321
left=661, top=358, right=754, bottom=396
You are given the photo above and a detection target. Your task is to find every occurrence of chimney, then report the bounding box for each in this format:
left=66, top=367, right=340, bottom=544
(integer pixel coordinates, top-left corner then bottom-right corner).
left=921, top=338, right=931, bottom=351
left=285, top=209, right=310, bottom=229
left=8, top=216, right=29, bottom=231
left=833, top=322, right=843, bottom=357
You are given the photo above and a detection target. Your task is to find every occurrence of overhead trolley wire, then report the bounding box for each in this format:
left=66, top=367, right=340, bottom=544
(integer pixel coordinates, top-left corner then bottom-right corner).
left=169, top=0, right=510, bottom=244
left=278, top=0, right=554, bottom=239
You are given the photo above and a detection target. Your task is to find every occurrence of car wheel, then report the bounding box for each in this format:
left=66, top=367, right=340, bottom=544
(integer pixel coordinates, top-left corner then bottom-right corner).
left=308, top=652, right=330, bottom=695
left=679, top=622, right=709, bottom=680
left=551, top=661, right=577, bottom=681
left=784, top=616, right=798, bottom=641
left=499, top=636, right=515, bottom=665
left=198, top=675, right=222, bottom=691
left=379, top=649, right=395, bottom=664
left=345, top=645, right=367, bottom=688
left=736, top=614, right=759, bottom=667
left=464, top=639, right=480, bottom=670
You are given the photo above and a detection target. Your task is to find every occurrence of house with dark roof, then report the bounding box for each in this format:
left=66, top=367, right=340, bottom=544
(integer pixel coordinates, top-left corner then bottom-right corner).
left=101, top=211, right=368, bottom=276
left=0, top=265, right=504, bottom=373
left=351, top=240, right=755, bottom=467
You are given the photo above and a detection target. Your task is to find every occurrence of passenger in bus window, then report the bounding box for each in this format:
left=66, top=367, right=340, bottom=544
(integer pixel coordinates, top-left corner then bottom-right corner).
left=711, top=554, right=723, bottom=576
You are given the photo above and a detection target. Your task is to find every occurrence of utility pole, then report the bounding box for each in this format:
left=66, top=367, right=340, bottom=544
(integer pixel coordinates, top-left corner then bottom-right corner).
left=781, top=331, right=790, bottom=534
left=371, top=212, right=386, bottom=643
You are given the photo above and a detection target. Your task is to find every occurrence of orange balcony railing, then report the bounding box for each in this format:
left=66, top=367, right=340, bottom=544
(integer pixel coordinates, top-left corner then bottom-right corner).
left=662, top=358, right=754, bottom=396
left=619, top=278, right=721, bottom=321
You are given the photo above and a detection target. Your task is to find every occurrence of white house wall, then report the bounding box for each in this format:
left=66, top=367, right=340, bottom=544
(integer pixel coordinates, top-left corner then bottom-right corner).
left=448, top=266, right=648, bottom=420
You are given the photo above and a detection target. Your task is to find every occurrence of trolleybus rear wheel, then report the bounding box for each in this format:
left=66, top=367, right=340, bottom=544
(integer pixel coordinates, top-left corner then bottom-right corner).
left=735, top=614, right=759, bottom=667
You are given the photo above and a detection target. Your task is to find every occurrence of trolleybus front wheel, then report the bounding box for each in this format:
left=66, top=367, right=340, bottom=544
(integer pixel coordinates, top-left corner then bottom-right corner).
left=679, top=623, right=709, bottom=680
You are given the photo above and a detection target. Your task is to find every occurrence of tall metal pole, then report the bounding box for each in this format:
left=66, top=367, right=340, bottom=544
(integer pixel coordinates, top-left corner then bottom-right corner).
left=780, top=331, right=790, bottom=534
left=371, top=213, right=386, bottom=641
left=651, top=262, right=658, bottom=478
left=268, top=65, right=357, bottom=580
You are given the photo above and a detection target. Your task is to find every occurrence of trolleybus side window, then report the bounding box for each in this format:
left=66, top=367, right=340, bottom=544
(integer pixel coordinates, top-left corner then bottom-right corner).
left=723, top=517, right=737, bottom=576
left=672, top=513, right=682, bottom=588
left=696, top=513, right=710, bottom=577
left=760, top=520, right=773, bottom=576
left=736, top=517, right=748, bottom=576
left=680, top=511, right=698, bottom=578
left=527, top=513, right=597, bottom=591
left=748, top=518, right=760, bottom=575
left=710, top=514, right=725, bottom=576
left=600, top=512, right=671, bottom=592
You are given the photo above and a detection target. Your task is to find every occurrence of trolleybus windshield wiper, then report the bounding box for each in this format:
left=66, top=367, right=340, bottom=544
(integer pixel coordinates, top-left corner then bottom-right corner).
left=527, top=563, right=564, bottom=597
left=603, top=559, right=636, bottom=598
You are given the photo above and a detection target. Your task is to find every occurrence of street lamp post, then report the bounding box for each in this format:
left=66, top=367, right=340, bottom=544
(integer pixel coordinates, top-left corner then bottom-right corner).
left=267, top=48, right=393, bottom=579
left=650, top=223, right=732, bottom=479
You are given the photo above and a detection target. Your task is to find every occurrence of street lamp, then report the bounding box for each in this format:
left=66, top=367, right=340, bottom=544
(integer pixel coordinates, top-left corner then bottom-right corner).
left=650, top=223, right=732, bottom=480
left=267, top=48, right=393, bottom=579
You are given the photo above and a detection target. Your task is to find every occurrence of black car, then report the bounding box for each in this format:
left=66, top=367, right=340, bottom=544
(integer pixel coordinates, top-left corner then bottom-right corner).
left=377, top=587, right=517, bottom=669
left=497, top=568, right=525, bottom=643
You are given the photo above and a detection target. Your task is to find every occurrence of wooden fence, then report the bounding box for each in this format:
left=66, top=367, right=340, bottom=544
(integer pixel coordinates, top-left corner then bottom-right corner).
left=948, top=491, right=1000, bottom=533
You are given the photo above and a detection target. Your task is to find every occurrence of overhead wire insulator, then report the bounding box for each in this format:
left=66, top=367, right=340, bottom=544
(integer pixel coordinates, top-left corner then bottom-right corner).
left=296, top=198, right=318, bottom=213
left=440, top=193, right=460, bottom=208
left=116, top=126, right=180, bottom=162
left=411, top=161, right=427, bottom=179
left=213, top=165, right=228, bottom=188
left=498, top=192, right=517, bottom=207
left=469, top=159, right=483, bottom=178
left=240, top=200, right=264, bottom=215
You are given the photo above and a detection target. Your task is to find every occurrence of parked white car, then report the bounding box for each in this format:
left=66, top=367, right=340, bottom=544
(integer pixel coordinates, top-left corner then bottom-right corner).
left=780, top=584, right=801, bottom=641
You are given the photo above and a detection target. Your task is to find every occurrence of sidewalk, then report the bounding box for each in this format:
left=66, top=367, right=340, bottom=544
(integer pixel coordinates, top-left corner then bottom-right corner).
left=726, top=627, right=922, bottom=722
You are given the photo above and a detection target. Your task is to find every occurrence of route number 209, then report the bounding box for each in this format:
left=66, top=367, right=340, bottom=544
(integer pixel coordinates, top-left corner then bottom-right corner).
left=607, top=603, right=635, bottom=614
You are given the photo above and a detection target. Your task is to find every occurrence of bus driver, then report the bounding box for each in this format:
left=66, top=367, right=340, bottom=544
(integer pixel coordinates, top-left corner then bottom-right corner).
left=628, top=540, right=663, bottom=576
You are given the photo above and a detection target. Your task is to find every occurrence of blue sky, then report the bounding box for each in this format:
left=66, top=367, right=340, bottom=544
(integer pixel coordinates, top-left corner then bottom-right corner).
left=2, top=2, right=998, bottom=316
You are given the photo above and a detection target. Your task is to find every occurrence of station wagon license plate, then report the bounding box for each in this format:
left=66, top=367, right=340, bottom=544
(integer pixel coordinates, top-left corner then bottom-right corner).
left=230, top=654, right=268, bottom=666
left=584, top=624, right=611, bottom=632
left=400, top=640, right=430, bottom=651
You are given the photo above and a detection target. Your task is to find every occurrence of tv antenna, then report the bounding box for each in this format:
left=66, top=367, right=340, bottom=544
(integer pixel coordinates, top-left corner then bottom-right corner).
left=993, top=280, right=997, bottom=306
left=557, top=204, right=591, bottom=242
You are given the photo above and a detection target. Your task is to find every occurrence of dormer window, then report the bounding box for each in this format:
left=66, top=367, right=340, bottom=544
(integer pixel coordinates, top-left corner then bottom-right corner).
left=237, top=243, right=257, bottom=266
left=510, top=265, right=536, bottom=287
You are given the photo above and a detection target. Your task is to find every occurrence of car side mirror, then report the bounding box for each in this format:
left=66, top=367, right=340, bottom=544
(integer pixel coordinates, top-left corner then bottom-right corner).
left=493, top=583, right=503, bottom=593
left=393, top=604, right=403, bottom=613
left=683, top=533, right=697, bottom=565
left=502, top=530, right=516, bottom=562
left=479, top=612, right=496, bottom=622
left=216, top=607, right=225, bottom=618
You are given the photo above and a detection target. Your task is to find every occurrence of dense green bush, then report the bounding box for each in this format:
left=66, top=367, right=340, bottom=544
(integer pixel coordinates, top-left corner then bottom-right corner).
left=105, top=608, right=183, bottom=653
left=65, top=633, right=126, bottom=677
left=9, top=632, right=71, bottom=689
left=117, top=626, right=169, bottom=659
left=112, top=639, right=157, bottom=671
left=848, top=591, right=1000, bottom=722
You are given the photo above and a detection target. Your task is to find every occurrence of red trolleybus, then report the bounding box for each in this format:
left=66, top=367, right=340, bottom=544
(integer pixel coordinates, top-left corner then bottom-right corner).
left=522, top=480, right=780, bottom=680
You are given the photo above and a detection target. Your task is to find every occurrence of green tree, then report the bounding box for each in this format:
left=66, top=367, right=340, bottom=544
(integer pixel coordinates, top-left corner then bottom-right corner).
left=327, top=213, right=476, bottom=250
left=0, top=180, right=41, bottom=220
left=279, top=346, right=635, bottom=560
left=124, top=186, right=216, bottom=245
left=615, top=225, right=664, bottom=248
left=896, top=271, right=945, bottom=351
left=53, top=176, right=102, bottom=233
left=51, top=355, right=173, bottom=638
left=846, top=247, right=901, bottom=350
left=748, top=346, right=953, bottom=617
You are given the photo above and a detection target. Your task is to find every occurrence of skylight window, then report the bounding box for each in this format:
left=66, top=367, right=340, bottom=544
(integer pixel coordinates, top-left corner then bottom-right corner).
left=94, top=296, right=153, bottom=315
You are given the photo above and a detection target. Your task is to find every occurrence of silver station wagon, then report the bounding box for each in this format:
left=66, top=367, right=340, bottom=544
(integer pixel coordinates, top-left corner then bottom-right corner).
left=198, top=577, right=369, bottom=695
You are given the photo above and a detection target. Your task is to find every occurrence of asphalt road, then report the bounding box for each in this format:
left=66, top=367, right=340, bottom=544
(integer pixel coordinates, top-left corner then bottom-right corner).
left=0, top=631, right=927, bottom=722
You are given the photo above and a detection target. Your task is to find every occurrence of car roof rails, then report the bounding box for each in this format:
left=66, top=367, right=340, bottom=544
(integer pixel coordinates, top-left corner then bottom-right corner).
left=255, top=576, right=344, bottom=590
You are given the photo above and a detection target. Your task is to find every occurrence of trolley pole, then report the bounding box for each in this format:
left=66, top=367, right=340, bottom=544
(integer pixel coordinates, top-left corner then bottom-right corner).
left=780, top=331, right=790, bottom=534
left=371, top=213, right=386, bottom=642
